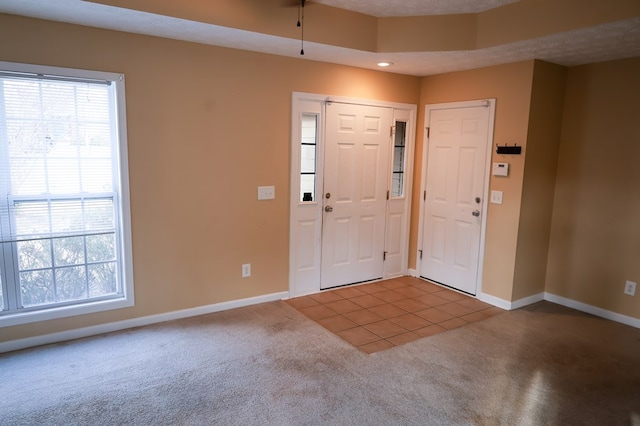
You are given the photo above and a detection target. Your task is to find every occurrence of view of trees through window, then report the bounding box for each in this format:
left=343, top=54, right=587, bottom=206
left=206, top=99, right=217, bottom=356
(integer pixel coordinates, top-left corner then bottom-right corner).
left=0, top=72, right=123, bottom=313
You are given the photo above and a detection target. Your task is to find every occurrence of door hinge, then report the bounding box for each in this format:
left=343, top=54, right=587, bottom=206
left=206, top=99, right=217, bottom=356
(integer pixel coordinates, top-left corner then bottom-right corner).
left=423, top=190, right=426, bottom=201
left=418, top=249, right=423, bottom=260
left=390, top=126, right=395, bottom=137
left=383, top=251, right=387, bottom=261
left=426, top=127, right=430, bottom=138
left=386, top=190, right=390, bottom=200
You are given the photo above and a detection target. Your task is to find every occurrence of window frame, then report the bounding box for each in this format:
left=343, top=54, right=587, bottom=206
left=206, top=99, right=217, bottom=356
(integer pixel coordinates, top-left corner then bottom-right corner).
left=299, top=113, right=319, bottom=203
left=391, top=120, right=408, bottom=198
left=0, top=61, right=134, bottom=327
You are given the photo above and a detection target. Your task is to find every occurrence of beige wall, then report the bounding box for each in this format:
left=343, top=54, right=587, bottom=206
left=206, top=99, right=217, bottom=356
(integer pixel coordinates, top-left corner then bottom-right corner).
left=87, top=0, right=640, bottom=54
left=512, top=61, right=567, bottom=301
left=2, top=11, right=639, bottom=344
left=415, top=61, right=535, bottom=301
left=0, top=14, right=420, bottom=343
left=545, top=58, right=640, bottom=320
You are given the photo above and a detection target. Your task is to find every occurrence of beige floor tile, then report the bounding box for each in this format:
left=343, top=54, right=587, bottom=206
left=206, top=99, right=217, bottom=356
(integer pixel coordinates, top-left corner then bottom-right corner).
left=317, top=315, right=359, bottom=333
left=414, top=281, right=445, bottom=293
left=357, top=283, right=388, bottom=294
left=290, top=278, right=504, bottom=354
left=414, top=307, right=456, bottom=323
left=481, top=307, right=506, bottom=317
left=285, top=296, right=319, bottom=310
left=342, top=309, right=385, bottom=325
left=324, top=299, right=363, bottom=314
left=337, top=326, right=381, bottom=347
left=436, top=302, right=477, bottom=317
left=389, top=313, right=432, bottom=331
left=394, top=286, right=428, bottom=298
left=439, top=317, right=469, bottom=330
left=364, top=320, right=407, bottom=339
left=350, top=294, right=386, bottom=308
left=433, top=289, right=468, bottom=302
left=414, top=293, right=450, bottom=307
left=367, top=303, right=407, bottom=319
left=456, top=298, right=493, bottom=311
left=460, top=311, right=490, bottom=323
left=299, top=305, right=338, bottom=321
left=374, top=290, right=407, bottom=303
left=333, top=287, right=368, bottom=299
left=414, top=324, right=447, bottom=337
left=358, top=339, right=394, bottom=354
left=392, top=298, right=430, bottom=313
left=309, top=291, right=344, bottom=304
left=387, top=331, right=421, bottom=346
left=379, top=279, right=408, bottom=290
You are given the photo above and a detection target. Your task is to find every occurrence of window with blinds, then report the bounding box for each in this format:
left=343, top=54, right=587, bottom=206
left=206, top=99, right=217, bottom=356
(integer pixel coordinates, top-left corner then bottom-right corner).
left=0, top=62, right=134, bottom=326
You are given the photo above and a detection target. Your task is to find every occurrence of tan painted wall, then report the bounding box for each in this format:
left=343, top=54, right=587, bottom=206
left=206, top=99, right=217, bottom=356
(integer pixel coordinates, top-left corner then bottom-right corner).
left=415, top=61, right=534, bottom=301
left=91, top=0, right=379, bottom=51
left=0, top=14, right=420, bottom=343
left=545, top=58, right=640, bottom=320
left=377, top=15, right=476, bottom=52
left=511, top=61, right=567, bottom=301
left=89, top=0, right=640, bottom=54
left=476, top=0, right=640, bottom=49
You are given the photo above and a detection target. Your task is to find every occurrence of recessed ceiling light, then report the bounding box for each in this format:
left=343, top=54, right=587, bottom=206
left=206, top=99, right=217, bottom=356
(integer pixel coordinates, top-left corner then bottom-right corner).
left=377, top=62, right=393, bottom=67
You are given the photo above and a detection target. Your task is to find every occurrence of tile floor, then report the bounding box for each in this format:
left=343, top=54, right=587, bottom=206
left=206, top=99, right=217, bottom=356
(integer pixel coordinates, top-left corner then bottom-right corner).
left=286, top=276, right=504, bottom=354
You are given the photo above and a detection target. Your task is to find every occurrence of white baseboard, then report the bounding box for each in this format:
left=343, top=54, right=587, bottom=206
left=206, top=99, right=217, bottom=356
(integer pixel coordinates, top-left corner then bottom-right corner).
left=479, top=290, right=640, bottom=329
left=407, top=268, right=418, bottom=277
left=477, top=292, right=512, bottom=310
left=0, top=291, right=289, bottom=354
left=477, top=292, right=544, bottom=310
left=512, top=292, right=545, bottom=309
left=544, top=292, right=640, bottom=329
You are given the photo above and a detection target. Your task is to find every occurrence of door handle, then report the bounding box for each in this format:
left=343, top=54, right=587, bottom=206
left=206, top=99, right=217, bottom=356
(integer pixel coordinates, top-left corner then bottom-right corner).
left=324, top=206, right=333, bottom=212
left=472, top=210, right=480, bottom=217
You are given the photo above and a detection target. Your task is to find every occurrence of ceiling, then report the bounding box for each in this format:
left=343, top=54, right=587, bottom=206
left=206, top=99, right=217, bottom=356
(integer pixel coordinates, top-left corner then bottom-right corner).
left=314, top=0, right=521, bottom=17
left=0, top=0, right=639, bottom=76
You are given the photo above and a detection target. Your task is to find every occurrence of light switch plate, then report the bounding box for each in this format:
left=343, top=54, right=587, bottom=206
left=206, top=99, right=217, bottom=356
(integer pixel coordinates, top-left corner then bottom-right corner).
left=258, top=186, right=275, bottom=200
left=490, top=190, right=503, bottom=205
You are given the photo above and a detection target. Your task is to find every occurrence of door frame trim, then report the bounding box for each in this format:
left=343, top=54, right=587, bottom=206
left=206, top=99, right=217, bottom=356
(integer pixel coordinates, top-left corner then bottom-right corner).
left=416, top=99, right=496, bottom=296
left=289, top=92, right=417, bottom=297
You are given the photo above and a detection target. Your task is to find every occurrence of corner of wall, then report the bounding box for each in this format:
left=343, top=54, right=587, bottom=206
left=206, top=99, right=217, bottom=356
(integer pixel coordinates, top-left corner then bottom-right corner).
left=511, top=60, right=567, bottom=302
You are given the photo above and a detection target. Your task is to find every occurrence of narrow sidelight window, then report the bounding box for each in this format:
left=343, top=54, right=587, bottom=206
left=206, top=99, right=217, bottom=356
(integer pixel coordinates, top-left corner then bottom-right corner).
left=392, top=120, right=407, bottom=197
left=300, top=113, right=318, bottom=202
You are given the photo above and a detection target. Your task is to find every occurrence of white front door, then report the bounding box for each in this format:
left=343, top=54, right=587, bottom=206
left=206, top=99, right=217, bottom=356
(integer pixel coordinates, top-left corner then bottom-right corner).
left=420, top=102, right=493, bottom=294
left=320, top=102, right=392, bottom=289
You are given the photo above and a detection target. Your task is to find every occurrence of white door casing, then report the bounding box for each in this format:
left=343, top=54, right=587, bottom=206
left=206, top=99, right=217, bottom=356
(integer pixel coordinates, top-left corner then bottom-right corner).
left=320, top=102, right=392, bottom=289
left=418, top=100, right=495, bottom=295
left=289, top=93, right=416, bottom=297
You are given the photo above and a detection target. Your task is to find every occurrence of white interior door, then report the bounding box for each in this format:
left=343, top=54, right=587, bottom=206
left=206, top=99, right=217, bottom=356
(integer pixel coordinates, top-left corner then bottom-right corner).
left=420, top=103, right=492, bottom=295
left=321, top=103, right=392, bottom=289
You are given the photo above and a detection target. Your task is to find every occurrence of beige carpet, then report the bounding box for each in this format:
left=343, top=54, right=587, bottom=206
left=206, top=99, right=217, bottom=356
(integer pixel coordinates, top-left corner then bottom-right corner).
left=1, top=300, right=639, bottom=425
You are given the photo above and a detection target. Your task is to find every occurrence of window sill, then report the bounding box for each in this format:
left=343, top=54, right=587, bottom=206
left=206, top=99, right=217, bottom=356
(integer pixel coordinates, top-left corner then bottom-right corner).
left=0, top=296, right=134, bottom=328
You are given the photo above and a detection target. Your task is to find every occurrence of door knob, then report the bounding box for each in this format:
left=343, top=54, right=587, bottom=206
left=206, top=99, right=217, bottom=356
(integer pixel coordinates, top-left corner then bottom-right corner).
left=325, top=206, right=333, bottom=212
left=472, top=210, right=480, bottom=217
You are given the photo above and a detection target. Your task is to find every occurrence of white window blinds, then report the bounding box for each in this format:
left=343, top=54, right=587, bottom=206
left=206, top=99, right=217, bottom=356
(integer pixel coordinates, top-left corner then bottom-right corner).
left=0, top=75, right=116, bottom=244
left=0, top=63, right=133, bottom=321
